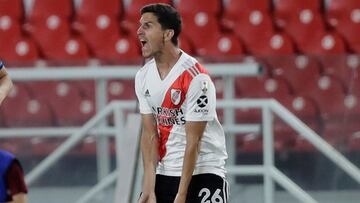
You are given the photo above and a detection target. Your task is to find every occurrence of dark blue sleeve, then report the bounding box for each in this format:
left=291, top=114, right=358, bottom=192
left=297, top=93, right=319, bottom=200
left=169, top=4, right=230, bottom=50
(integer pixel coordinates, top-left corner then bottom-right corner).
left=0, top=61, right=3, bottom=70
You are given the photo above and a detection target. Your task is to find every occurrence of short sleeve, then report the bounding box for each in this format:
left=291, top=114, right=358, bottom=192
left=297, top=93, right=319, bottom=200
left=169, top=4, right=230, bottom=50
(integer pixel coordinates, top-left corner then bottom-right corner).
left=135, top=71, right=152, bottom=114
left=185, top=74, right=216, bottom=121
left=5, top=160, right=28, bottom=196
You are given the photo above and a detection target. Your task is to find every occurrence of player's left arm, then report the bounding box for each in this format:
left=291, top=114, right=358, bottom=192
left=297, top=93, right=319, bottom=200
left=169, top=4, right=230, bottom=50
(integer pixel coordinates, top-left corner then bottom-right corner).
left=175, top=73, right=216, bottom=202
left=0, top=62, right=14, bottom=105
left=175, top=121, right=206, bottom=202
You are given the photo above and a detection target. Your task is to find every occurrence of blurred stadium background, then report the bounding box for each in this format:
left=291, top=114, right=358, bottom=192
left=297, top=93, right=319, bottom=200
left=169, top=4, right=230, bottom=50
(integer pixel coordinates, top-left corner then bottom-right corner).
left=0, top=0, right=360, bottom=202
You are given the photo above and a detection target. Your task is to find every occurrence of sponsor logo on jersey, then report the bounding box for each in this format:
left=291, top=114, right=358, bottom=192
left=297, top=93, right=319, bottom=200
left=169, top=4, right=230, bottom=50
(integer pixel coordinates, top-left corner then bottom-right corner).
left=201, top=81, right=208, bottom=94
left=195, top=95, right=209, bottom=114
left=197, top=95, right=208, bottom=108
left=171, top=89, right=181, bottom=105
left=152, top=107, right=186, bottom=126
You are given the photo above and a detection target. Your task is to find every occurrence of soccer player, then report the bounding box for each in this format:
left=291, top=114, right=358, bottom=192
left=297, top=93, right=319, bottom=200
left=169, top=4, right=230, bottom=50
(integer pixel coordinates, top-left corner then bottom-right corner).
left=0, top=61, right=13, bottom=105
left=135, top=3, right=228, bottom=203
left=0, top=149, right=28, bottom=203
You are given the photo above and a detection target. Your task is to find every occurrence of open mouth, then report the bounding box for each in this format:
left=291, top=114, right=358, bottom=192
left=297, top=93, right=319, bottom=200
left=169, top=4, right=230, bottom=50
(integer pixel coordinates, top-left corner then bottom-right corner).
left=140, top=39, right=147, bottom=47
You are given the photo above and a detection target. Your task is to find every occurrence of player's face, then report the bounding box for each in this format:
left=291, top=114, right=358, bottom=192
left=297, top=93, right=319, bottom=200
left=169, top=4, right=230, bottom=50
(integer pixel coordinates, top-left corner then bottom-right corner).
left=137, top=13, right=166, bottom=58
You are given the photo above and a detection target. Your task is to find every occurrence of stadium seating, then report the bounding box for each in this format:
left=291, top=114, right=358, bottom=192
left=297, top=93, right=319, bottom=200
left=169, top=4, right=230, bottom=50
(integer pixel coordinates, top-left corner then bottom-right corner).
left=107, top=79, right=136, bottom=101
left=274, top=0, right=322, bottom=29
left=1, top=83, right=54, bottom=127
left=248, top=32, right=295, bottom=56
left=91, top=34, right=141, bottom=64
left=222, top=0, right=271, bottom=32
left=76, top=0, right=123, bottom=19
left=181, top=11, right=222, bottom=49
left=176, top=0, right=222, bottom=15
left=231, top=10, right=274, bottom=49
left=0, top=0, right=24, bottom=19
left=194, top=32, right=243, bottom=58
left=0, top=16, right=22, bottom=40
left=0, top=36, right=39, bottom=66
left=326, top=0, right=360, bottom=52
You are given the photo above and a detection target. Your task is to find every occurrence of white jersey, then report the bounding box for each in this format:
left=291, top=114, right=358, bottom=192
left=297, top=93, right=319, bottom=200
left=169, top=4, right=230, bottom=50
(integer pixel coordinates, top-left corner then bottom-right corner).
left=135, top=51, right=227, bottom=178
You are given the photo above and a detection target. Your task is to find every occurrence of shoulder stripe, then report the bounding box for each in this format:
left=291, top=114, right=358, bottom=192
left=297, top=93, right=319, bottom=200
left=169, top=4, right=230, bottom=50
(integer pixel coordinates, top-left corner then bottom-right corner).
left=186, top=67, right=196, bottom=77
left=189, top=66, right=198, bottom=76
left=191, top=65, right=200, bottom=75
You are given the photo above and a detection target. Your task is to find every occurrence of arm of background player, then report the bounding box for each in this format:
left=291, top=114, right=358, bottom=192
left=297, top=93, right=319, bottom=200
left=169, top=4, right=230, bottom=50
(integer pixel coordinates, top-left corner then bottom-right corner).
left=175, top=121, right=206, bottom=202
left=0, top=64, right=13, bottom=105
left=138, top=113, right=159, bottom=203
left=8, top=193, right=27, bottom=203
left=5, top=160, right=28, bottom=203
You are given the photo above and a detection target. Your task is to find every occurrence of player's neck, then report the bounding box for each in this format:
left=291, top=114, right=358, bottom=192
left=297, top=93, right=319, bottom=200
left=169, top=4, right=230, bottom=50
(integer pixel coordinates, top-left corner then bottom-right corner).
left=155, top=46, right=181, bottom=80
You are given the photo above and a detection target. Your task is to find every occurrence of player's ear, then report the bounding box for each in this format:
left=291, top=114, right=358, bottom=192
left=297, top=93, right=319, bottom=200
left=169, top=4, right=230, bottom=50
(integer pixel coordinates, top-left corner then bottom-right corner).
left=164, top=29, right=174, bottom=42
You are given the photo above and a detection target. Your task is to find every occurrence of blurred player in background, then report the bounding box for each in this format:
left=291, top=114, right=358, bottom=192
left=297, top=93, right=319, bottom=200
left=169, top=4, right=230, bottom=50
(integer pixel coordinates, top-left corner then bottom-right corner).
left=0, top=149, right=28, bottom=203
left=0, top=61, right=13, bottom=105
left=0, top=62, right=26, bottom=203
left=135, top=3, right=228, bottom=203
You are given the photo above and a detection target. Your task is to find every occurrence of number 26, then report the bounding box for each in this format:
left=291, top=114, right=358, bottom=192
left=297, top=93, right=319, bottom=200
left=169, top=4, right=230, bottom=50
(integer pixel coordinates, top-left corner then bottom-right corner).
left=198, top=188, right=223, bottom=203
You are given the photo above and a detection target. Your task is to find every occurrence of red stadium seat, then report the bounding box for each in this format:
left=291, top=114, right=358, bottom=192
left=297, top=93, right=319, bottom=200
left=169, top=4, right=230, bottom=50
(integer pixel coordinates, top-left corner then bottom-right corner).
left=2, top=95, right=54, bottom=127
left=52, top=96, right=95, bottom=126
left=41, top=35, right=90, bottom=65
left=299, top=31, right=346, bottom=55
left=320, top=55, right=360, bottom=90
left=93, top=34, right=141, bottom=64
left=231, top=10, right=274, bottom=49
left=195, top=32, right=244, bottom=59
left=0, top=0, right=24, bottom=19
left=181, top=11, right=221, bottom=49
left=235, top=76, right=292, bottom=124
left=326, top=0, right=360, bottom=27
left=348, top=131, right=360, bottom=151
left=27, top=16, right=71, bottom=50
left=248, top=32, right=295, bottom=56
left=277, top=95, right=320, bottom=125
left=274, top=0, right=322, bottom=29
left=281, top=12, right=326, bottom=46
left=225, top=0, right=270, bottom=14
left=235, top=76, right=292, bottom=99
left=0, top=36, right=39, bottom=66
left=108, top=79, right=136, bottom=101
left=0, top=17, right=22, bottom=40
left=238, top=132, right=295, bottom=153
left=176, top=0, right=221, bottom=15
left=268, top=55, right=322, bottom=93
left=122, top=0, right=172, bottom=34
left=326, top=0, right=360, bottom=52
left=76, top=0, right=123, bottom=19
left=28, top=0, right=73, bottom=19
left=37, top=81, right=95, bottom=126
left=222, top=0, right=271, bottom=32
left=75, top=16, right=121, bottom=51
left=302, top=75, right=347, bottom=122
left=350, top=77, right=360, bottom=96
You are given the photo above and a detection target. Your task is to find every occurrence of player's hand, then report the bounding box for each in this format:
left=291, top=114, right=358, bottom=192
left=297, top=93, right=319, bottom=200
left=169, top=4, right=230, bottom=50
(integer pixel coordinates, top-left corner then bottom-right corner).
left=138, top=192, right=156, bottom=203
left=173, top=193, right=186, bottom=203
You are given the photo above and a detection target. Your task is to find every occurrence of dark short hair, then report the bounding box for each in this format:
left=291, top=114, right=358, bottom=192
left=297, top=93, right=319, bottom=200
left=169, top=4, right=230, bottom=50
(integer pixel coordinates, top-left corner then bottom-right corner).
left=141, top=3, right=182, bottom=46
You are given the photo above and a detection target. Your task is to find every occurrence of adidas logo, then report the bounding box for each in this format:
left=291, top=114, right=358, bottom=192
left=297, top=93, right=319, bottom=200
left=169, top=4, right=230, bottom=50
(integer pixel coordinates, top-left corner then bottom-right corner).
left=145, top=89, right=150, bottom=97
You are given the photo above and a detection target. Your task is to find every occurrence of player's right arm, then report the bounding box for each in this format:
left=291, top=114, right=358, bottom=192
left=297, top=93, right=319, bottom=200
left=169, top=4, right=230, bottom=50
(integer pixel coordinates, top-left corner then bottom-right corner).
left=138, top=113, right=158, bottom=203
left=0, top=62, right=13, bottom=105
left=135, top=70, right=158, bottom=203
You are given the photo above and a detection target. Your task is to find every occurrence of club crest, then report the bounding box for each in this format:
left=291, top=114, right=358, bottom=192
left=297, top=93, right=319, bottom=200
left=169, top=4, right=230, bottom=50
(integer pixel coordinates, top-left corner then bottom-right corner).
left=171, top=89, right=181, bottom=105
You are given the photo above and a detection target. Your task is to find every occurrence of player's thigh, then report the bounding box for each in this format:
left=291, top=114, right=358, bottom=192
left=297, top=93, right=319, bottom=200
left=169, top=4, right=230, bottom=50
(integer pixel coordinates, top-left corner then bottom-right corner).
left=155, top=174, right=179, bottom=203
left=187, top=173, right=229, bottom=203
